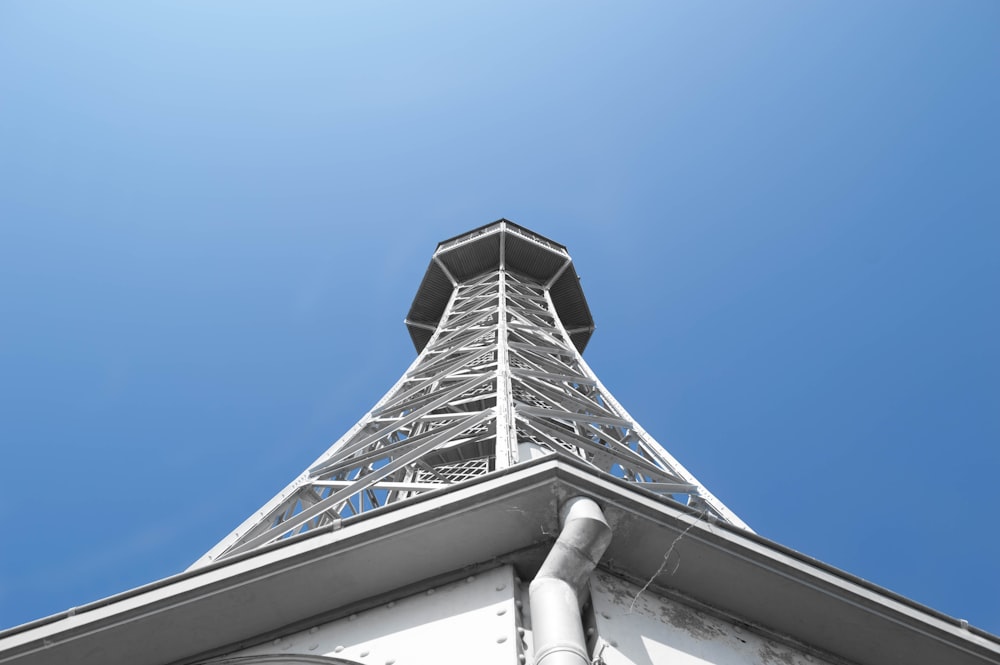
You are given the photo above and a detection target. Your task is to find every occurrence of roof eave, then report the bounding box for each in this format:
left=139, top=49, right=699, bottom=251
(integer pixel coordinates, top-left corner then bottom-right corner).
left=1, top=459, right=996, bottom=665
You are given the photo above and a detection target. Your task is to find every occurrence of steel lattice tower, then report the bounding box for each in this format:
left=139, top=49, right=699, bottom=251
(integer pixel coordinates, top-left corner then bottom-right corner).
left=195, top=220, right=749, bottom=567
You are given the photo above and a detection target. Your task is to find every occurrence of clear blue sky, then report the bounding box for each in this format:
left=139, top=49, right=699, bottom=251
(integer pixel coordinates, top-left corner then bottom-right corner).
left=1, top=1, right=998, bottom=636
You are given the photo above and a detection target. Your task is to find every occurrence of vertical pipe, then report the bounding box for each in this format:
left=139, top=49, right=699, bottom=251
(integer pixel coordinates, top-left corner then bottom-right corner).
left=530, top=497, right=612, bottom=665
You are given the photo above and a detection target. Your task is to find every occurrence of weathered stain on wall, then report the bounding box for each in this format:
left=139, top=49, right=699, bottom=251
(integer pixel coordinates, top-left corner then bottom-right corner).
left=589, top=570, right=833, bottom=665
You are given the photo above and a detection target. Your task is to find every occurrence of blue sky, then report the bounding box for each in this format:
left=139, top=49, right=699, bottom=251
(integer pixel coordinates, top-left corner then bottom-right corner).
left=1, top=1, right=998, bottom=636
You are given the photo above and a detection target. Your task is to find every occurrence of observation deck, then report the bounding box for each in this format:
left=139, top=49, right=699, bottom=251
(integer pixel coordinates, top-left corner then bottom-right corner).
left=406, top=219, right=595, bottom=353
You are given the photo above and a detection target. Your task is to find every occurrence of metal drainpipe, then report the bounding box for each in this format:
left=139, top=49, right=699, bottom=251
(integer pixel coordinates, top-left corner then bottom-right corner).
left=530, top=496, right=613, bottom=665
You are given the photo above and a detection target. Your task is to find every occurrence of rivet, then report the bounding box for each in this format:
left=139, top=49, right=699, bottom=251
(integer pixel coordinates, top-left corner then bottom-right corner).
left=272, top=639, right=281, bottom=646
left=519, top=656, right=526, bottom=664
left=361, top=650, right=370, bottom=657
left=586, top=627, right=595, bottom=636
left=515, top=600, right=523, bottom=608
left=281, top=642, right=292, bottom=651
left=601, top=612, right=611, bottom=620
left=308, top=644, right=318, bottom=651
left=309, top=627, right=319, bottom=634
left=349, top=614, right=358, bottom=621
left=960, top=619, right=970, bottom=629
left=518, top=627, right=525, bottom=636
left=497, top=608, right=507, bottom=616
left=610, top=640, right=618, bottom=648
left=466, top=576, right=476, bottom=583
left=497, top=636, right=508, bottom=643
left=496, top=583, right=506, bottom=591
left=426, top=589, right=435, bottom=595
left=386, top=660, right=395, bottom=665
left=387, top=601, right=396, bottom=609
left=734, top=626, right=742, bottom=634
left=334, top=646, right=345, bottom=653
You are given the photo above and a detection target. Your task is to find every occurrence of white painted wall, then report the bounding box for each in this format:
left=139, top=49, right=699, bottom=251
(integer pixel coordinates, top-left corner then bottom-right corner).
left=201, top=565, right=525, bottom=665
left=198, top=566, right=839, bottom=665
left=588, top=571, right=834, bottom=665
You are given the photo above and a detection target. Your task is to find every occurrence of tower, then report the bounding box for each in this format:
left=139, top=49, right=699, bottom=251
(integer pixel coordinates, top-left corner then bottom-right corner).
left=193, top=220, right=747, bottom=568
left=1, top=221, right=997, bottom=665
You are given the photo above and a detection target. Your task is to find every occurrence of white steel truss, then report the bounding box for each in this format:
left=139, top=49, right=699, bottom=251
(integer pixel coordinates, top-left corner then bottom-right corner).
left=193, top=221, right=750, bottom=568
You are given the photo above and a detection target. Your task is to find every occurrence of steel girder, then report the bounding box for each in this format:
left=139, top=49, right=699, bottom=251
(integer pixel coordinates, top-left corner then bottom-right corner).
left=193, top=224, right=749, bottom=568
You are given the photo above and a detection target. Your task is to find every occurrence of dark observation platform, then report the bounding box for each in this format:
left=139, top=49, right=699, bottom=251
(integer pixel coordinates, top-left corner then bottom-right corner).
left=406, top=219, right=595, bottom=354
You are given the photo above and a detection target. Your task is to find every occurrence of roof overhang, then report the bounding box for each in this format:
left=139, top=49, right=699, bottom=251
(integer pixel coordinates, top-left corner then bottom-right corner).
left=405, top=219, right=595, bottom=353
left=1, top=458, right=997, bottom=665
